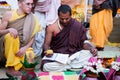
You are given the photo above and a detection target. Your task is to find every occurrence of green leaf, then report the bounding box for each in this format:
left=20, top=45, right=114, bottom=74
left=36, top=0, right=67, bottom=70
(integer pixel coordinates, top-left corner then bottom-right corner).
left=6, top=72, right=18, bottom=80
left=21, top=54, right=38, bottom=68
left=6, top=72, right=13, bottom=78
left=21, top=70, right=28, bottom=76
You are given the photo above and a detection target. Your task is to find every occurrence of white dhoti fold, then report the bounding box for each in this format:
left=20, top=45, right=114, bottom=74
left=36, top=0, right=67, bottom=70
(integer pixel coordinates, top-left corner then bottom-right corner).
left=43, top=50, right=92, bottom=71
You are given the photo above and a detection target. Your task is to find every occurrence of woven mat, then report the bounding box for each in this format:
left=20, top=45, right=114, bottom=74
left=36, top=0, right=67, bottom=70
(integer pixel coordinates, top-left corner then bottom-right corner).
left=36, top=70, right=109, bottom=80
left=37, top=71, right=79, bottom=80
left=35, top=51, right=120, bottom=80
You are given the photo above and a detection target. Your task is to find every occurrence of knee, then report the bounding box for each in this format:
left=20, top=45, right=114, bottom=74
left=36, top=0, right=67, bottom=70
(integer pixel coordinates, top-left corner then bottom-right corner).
left=5, top=33, right=12, bottom=38
left=43, top=62, right=66, bottom=71
left=43, top=63, right=56, bottom=71
left=43, top=63, right=50, bottom=71
left=5, top=33, right=14, bottom=40
left=5, top=33, right=19, bottom=41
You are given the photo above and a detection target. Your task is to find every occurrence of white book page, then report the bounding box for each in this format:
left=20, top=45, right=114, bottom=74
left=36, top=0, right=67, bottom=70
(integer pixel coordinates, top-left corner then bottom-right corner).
left=42, top=53, right=69, bottom=64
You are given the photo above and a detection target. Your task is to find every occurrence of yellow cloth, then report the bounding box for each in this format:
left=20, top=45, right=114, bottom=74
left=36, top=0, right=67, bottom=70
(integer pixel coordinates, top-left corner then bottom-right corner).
left=31, top=14, right=42, bottom=37
left=9, top=10, right=41, bottom=37
left=90, top=9, right=113, bottom=48
left=9, top=10, right=26, bottom=22
left=72, top=4, right=85, bottom=22
left=5, top=10, right=41, bottom=70
left=61, top=0, right=85, bottom=22
left=71, top=0, right=85, bottom=22
left=5, top=33, right=36, bottom=70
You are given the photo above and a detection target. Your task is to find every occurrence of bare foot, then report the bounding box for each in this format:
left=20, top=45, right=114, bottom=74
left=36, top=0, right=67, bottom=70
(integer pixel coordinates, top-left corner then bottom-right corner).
left=6, top=67, right=22, bottom=76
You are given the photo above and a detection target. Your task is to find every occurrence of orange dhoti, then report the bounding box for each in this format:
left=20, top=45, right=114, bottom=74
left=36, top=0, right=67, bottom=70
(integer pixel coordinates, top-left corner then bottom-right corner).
left=90, top=9, right=113, bottom=48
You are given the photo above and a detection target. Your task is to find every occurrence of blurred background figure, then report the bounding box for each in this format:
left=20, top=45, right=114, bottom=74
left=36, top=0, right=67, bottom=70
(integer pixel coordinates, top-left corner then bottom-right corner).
left=61, top=0, right=85, bottom=22
left=6, top=0, right=18, bottom=10
left=89, top=0, right=119, bottom=51
left=32, top=0, right=61, bottom=57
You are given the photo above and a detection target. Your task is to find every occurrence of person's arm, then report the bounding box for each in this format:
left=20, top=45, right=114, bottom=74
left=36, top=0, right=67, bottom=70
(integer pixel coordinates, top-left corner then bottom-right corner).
left=43, top=25, right=54, bottom=57
left=25, top=37, right=35, bottom=49
left=0, top=12, right=9, bottom=35
left=0, top=11, right=18, bottom=38
left=0, top=29, right=9, bottom=35
left=83, top=40, right=98, bottom=56
left=0, top=28, right=18, bottom=38
left=43, top=26, right=53, bottom=51
left=0, top=11, right=11, bottom=30
left=16, top=37, right=34, bottom=57
left=83, top=40, right=94, bottom=50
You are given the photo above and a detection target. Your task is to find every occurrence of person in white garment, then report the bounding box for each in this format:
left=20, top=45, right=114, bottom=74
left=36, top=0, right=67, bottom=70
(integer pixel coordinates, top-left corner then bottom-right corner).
left=32, top=0, right=61, bottom=57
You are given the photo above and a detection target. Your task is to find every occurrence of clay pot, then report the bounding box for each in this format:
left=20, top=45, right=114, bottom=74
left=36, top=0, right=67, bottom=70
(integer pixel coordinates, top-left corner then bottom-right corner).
left=85, top=71, right=98, bottom=78
left=116, top=71, right=120, bottom=75
left=84, top=71, right=98, bottom=80
left=115, top=71, right=120, bottom=80
left=21, top=67, right=36, bottom=80
left=86, top=73, right=98, bottom=78
left=79, top=72, right=98, bottom=80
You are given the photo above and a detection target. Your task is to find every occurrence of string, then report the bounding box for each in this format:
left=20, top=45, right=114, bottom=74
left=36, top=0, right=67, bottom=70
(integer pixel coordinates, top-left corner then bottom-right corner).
left=57, top=20, right=62, bottom=31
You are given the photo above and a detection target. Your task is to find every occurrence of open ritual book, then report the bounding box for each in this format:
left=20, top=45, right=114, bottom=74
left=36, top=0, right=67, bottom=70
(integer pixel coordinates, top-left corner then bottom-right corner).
left=42, top=53, right=69, bottom=64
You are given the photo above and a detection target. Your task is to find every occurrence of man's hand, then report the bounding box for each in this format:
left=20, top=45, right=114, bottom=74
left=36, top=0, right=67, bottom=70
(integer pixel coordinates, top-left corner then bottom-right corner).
left=7, top=28, right=18, bottom=38
left=90, top=48, right=98, bottom=56
left=16, top=46, right=27, bottom=57
left=44, top=49, right=54, bottom=57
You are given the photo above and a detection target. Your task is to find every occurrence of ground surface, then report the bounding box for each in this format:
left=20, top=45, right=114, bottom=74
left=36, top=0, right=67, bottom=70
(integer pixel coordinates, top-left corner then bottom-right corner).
left=0, top=45, right=120, bottom=79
